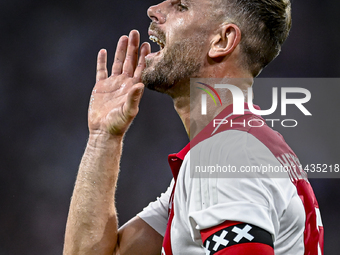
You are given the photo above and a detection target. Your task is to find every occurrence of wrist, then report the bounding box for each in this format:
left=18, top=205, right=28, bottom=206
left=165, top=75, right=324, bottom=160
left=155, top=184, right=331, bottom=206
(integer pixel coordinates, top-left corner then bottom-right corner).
left=88, top=130, right=124, bottom=149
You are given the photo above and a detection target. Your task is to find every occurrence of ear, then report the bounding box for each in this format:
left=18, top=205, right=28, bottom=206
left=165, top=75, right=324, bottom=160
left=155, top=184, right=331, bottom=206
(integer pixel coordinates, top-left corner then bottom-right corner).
left=208, top=24, right=241, bottom=59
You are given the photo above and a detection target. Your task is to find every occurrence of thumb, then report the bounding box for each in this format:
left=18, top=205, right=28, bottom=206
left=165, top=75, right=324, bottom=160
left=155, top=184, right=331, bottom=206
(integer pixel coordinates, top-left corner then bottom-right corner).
left=125, top=83, right=145, bottom=118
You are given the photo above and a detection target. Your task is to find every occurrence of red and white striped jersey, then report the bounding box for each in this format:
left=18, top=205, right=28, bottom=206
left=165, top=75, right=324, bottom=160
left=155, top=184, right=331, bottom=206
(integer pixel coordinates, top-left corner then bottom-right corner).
left=138, top=103, right=323, bottom=255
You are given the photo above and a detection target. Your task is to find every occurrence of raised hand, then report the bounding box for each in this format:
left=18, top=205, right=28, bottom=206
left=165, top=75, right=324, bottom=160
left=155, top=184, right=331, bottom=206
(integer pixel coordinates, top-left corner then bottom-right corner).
left=88, top=30, right=151, bottom=136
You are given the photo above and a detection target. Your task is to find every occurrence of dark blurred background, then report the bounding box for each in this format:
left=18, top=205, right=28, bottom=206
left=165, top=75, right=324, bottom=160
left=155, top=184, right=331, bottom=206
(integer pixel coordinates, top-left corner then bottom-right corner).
left=1, top=0, right=339, bottom=254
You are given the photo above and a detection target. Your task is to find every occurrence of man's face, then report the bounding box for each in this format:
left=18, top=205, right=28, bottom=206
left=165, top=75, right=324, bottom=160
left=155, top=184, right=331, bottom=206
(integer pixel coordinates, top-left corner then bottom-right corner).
left=142, top=0, right=217, bottom=95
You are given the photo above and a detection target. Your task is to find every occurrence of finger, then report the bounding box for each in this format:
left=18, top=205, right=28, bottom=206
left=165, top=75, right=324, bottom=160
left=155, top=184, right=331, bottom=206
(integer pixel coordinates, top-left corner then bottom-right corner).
left=124, top=83, right=144, bottom=118
left=122, top=30, right=140, bottom=77
left=134, top=42, right=151, bottom=80
left=96, top=49, right=108, bottom=81
left=112, top=36, right=128, bottom=76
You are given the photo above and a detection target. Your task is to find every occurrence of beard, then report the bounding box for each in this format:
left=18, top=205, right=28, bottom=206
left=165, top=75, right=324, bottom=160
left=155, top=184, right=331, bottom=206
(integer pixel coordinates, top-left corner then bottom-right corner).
left=142, top=37, right=205, bottom=95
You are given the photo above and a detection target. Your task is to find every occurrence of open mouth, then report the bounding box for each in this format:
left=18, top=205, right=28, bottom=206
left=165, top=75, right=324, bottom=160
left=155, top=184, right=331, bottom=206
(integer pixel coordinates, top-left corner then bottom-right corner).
left=149, top=35, right=165, bottom=51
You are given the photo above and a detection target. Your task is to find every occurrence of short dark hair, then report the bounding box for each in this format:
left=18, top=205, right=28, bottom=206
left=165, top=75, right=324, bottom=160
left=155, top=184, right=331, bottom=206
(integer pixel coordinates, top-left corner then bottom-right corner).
left=216, top=0, right=292, bottom=76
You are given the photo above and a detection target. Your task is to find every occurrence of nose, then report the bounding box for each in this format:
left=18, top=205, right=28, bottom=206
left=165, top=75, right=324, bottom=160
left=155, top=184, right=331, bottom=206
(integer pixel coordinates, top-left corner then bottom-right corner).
left=147, top=2, right=166, bottom=24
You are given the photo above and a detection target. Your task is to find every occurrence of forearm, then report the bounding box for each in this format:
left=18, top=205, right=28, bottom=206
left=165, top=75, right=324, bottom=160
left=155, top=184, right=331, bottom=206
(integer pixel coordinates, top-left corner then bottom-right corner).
left=64, top=133, right=123, bottom=254
left=64, top=31, right=150, bottom=254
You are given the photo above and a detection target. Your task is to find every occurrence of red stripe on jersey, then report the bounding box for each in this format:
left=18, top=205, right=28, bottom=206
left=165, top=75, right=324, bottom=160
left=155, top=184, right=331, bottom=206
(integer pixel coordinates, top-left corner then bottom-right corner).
left=295, top=179, right=323, bottom=254
left=162, top=153, right=187, bottom=255
left=201, top=221, right=241, bottom=243
left=213, top=242, right=274, bottom=255
left=162, top=203, right=174, bottom=255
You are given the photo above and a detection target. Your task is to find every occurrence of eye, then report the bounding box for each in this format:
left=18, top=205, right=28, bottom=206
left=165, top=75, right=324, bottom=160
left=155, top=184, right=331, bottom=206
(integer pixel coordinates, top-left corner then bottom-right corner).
left=177, top=2, right=188, bottom=11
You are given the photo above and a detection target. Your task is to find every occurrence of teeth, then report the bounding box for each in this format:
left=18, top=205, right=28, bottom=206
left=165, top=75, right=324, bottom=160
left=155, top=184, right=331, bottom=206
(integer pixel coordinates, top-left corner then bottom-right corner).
left=149, top=35, right=165, bottom=48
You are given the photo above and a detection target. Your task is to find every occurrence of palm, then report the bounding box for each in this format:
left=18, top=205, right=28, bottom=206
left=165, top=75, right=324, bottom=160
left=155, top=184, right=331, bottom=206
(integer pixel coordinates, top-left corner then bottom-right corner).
left=88, top=31, right=150, bottom=136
